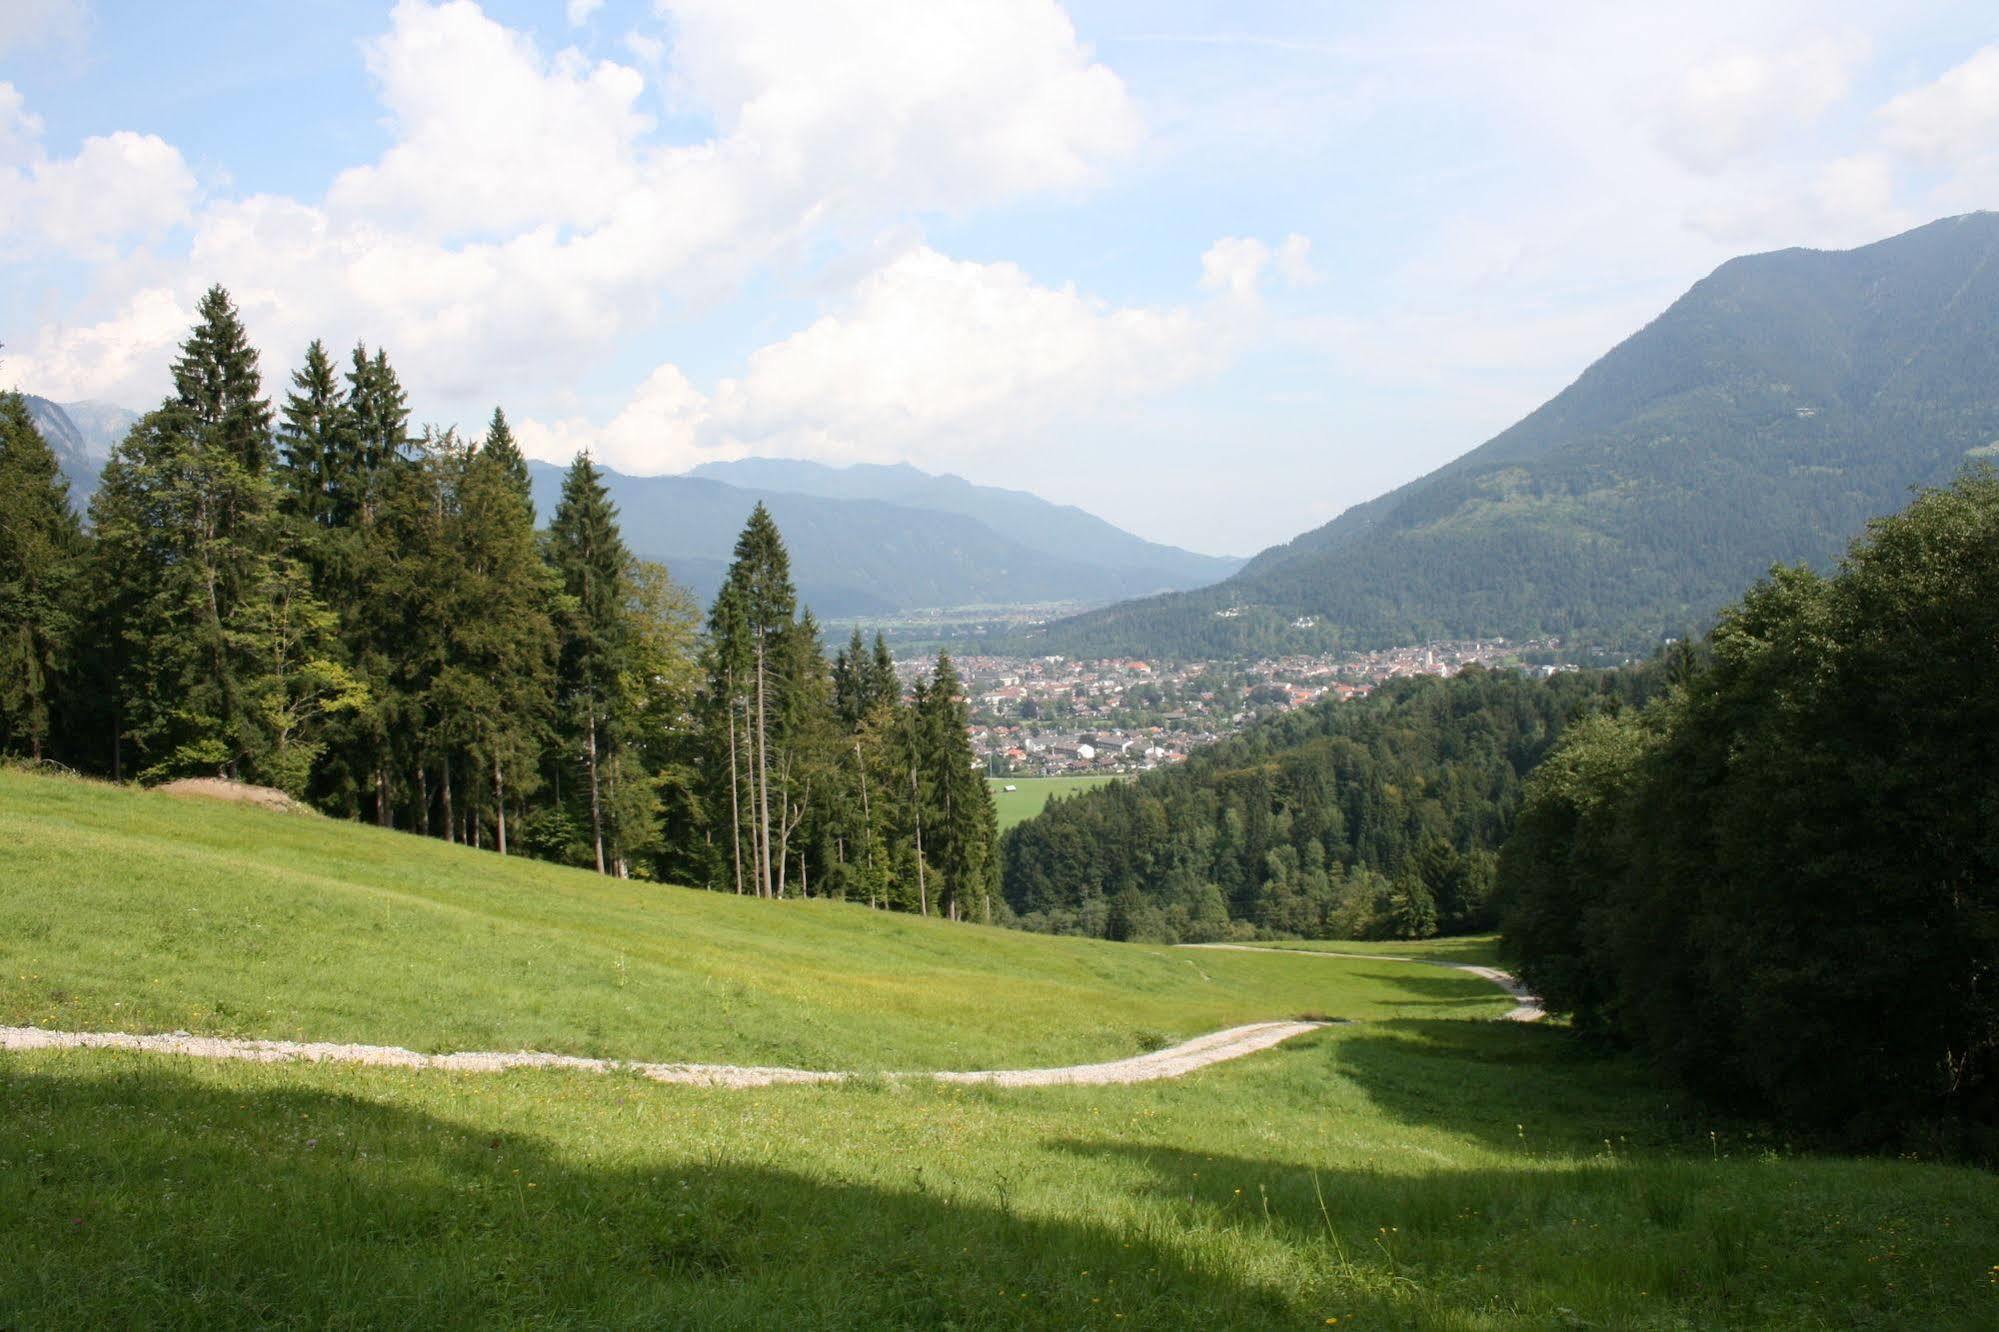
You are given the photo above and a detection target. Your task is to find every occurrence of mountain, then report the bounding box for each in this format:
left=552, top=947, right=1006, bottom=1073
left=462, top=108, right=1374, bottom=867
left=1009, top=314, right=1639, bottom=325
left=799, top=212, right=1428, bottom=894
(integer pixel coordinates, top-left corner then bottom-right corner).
left=21, top=395, right=141, bottom=503
left=1025, top=212, right=1999, bottom=658
left=688, top=458, right=1240, bottom=586
left=528, top=462, right=1237, bottom=617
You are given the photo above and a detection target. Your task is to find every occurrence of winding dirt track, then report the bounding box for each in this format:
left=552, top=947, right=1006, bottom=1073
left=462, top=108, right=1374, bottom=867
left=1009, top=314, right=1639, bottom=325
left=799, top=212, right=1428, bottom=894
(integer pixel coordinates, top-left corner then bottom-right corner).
left=1178, top=944, right=1544, bottom=1023
left=0, top=1020, right=1327, bottom=1089
left=0, top=947, right=1538, bottom=1087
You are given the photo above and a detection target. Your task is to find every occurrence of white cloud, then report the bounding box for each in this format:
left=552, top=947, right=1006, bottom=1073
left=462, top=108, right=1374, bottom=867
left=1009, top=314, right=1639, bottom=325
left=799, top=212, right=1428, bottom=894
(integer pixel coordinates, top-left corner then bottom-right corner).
left=1878, top=44, right=1999, bottom=163
left=1274, top=233, right=1321, bottom=286
left=10, top=0, right=1146, bottom=416
left=1199, top=236, right=1271, bottom=299
left=3, top=286, right=190, bottom=402
left=1656, top=36, right=1867, bottom=172
left=519, top=241, right=1234, bottom=474
left=329, top=0, right=650, bottom=236
left=0, top=0, right=84, bottom=57
left=565, top=0, right=605, bottom=26
left=0, top=83, right=197, bottom=261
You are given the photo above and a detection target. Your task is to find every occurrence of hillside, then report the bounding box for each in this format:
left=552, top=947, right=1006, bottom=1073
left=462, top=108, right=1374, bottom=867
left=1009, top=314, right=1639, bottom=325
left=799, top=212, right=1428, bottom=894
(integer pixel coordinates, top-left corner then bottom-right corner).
left=691, top=457, right=1240, bottom=587
left=0, top=768, right=1495, bottom=1071
left=529, top=461, right=1236, bottom=616
left=21, top=395, right=139, bottom=504
left=5, top=765, right=1994, bottom=1329
left=1027, top=212, right=1999, bottom=657
left=1002, top=664, right=1661, bottom=943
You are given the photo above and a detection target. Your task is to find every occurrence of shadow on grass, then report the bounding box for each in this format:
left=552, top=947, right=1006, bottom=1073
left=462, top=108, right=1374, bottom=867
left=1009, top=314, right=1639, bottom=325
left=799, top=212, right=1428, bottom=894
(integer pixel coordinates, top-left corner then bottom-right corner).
left=0, top=1061, right=1299, bottom=1329
left=1324, top=1018, right=1708, bottom=1155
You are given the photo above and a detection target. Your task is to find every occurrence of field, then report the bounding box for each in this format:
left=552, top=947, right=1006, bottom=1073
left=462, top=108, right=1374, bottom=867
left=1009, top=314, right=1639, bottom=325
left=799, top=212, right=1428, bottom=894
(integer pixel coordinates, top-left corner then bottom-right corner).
left=1235, top=936, right=1508, bottom=968
left=988, top=773, right=1119, bottom=830
left=4, top=768, right=1996, bottom=1328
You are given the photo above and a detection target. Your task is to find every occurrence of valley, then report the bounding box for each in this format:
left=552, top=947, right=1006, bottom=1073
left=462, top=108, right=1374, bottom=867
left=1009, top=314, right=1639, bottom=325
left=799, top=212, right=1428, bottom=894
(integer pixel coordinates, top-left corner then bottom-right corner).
left=4, top=766, right=1993, bottom=1329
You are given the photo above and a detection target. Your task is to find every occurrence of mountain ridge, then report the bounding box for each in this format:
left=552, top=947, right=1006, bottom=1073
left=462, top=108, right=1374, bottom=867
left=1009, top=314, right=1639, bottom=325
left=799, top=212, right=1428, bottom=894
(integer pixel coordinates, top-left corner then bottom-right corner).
left=1022, top=211, right=1999, bottom=657
left=529, top=461, right=1237, bottom=618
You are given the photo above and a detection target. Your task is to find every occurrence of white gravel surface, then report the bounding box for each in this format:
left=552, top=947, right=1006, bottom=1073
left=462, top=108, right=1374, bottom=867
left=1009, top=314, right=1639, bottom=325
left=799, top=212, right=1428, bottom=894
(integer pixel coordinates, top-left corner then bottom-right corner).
left=0, top=1020, right=1329, bottom=1089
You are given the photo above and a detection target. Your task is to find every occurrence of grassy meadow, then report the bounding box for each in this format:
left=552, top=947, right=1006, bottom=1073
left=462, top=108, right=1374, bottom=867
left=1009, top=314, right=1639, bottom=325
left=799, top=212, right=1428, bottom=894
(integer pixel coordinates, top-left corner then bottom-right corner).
left=0, top=768, right=1497, bottom=1070
left=4, top=767, right=1996, bottom=1328
left=1232, top=936, right=1509, bottom=968
left=988, top=773, right=1119, bottom=830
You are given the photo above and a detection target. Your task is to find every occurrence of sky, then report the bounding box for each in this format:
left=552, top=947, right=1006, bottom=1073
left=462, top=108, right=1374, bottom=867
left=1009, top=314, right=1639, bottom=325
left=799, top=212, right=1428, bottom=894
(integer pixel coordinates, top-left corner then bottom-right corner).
left=3, top=2, right=1998, bottom=555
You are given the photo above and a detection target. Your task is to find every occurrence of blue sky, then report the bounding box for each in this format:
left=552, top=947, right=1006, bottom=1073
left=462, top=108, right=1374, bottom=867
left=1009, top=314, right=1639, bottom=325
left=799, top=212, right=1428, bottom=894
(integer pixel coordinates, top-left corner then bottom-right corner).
left=4, top=1, right=1997, bottom=553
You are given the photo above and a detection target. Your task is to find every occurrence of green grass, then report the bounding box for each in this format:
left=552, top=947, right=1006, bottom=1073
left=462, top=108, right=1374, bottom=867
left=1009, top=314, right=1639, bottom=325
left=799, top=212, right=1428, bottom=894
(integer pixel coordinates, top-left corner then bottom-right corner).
left=4, top=767, right=1996, bottom=1329
left=0, top=768, right=1498, bottom=1070
left=988, top=774, right=1118, bottom=830
left=1236, top=936, right=1508, bottom=968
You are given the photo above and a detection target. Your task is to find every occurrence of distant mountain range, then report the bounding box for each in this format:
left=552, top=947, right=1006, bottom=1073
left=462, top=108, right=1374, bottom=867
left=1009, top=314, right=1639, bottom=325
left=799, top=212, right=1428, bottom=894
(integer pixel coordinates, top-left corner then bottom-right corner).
left=532, top=460, right=1241, bottom=617
left=22, top=396, right=141, bottom=504
left=18, top=397, right=1237, bottom=620
left=1024, top=212, right=1999, bottom=658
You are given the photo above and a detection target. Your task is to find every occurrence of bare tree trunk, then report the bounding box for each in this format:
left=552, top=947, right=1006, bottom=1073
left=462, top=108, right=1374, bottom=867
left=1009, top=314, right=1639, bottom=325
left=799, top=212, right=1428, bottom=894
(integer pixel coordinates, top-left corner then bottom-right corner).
left=441, top=759, right=455, bottom=844
left=754, top=637, right=773, bottom=899
left=910, top=763, right=928, bottom=918
left=855, top=742, right=875, bottom=908
left=375, top=767, right=391, bottom=828
left=417, top=766, right=430, bottom=837
left=492, top=755, right=508, bottom=856
left=586, top=697, right=605, bottom=874
left=726, top=698, right=745, bottom=895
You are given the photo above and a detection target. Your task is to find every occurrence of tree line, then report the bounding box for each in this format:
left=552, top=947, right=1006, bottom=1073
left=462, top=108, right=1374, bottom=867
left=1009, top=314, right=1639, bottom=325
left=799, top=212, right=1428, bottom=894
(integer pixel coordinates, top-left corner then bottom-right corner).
left=1500, top=470, right=1999, bottom=1149
left=1001, top=664, right=1661, bottom=944
left=0, top=286, right=995, bottom=913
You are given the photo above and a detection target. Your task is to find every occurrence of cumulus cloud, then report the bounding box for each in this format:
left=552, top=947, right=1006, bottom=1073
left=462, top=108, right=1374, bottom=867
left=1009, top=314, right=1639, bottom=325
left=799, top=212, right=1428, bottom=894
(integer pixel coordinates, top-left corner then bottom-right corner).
left=8, top=0, right=1146, bottom=414
left=1198, top=233, right=1318, bottom=298
left=517, top=241, right=1243, bottom=475
left=1655, top=36, right=1867, bottom=173
left=1878, top=44, right=1999, bottom=164
left=0, top=83, right=197, bottom=261
left=565, top=0, right=605, bottom=26
left=329, top=0, right=651, bottom=236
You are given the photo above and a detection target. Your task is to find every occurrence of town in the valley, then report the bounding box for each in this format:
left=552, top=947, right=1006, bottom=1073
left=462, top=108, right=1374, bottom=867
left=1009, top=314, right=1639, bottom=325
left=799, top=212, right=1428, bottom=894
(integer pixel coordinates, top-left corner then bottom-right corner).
left=913, top=636, right=1591, bottom=776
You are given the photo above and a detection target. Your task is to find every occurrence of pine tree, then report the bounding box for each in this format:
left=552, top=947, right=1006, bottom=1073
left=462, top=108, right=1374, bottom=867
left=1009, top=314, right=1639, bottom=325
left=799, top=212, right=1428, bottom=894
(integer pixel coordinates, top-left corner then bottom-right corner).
left=483, top=407, right=531, bottom=512
left=276, top=339, right=353, bottom=526
left=548, top=454, right=637, bottom=874
left=448, top=432, right=557, bottom=853
left=173, top=286, right=273, bottom=473
left=90, top=286, right=306, bottom=781
left=702, top=578, right=754, bottom=894
left=344, top=344, right=409, bottom=523
left=0, top=392, right=86, bottom=760
left=918, top=652, right=997, bottom=921
left=708, top=504, right=798, bottom=898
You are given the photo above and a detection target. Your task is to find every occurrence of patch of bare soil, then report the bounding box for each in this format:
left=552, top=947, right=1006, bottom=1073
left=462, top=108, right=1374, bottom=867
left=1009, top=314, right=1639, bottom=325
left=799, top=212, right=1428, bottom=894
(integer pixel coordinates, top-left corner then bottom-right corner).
left=155, top=777, right=311, bottom=815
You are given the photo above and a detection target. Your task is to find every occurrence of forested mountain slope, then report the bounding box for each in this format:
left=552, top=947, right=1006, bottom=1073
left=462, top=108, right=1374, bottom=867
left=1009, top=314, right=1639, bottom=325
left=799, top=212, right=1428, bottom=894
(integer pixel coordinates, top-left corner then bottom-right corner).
left=691, top=457, right=1240, bottom=586
left=21, top=396, right=138, bottom=504
left=1026, top=212, right=1999, bottom=656
left=530, top=462, right=1231, bottom=616
left=1002, top=664, right=1661, bottom=943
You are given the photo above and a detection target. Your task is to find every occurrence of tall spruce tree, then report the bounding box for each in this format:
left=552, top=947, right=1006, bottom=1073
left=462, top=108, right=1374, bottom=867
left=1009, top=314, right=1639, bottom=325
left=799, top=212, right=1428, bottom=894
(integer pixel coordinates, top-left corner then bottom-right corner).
left=345, top=344, right=409, bottom=522
left=919, top=652, right=997, bottom=922
left=448, top=433, right=557, bottom=853
left=707, top=504, right=798, bottom=898
left=276, top=339, right=353, bottom=525
left=0, top=392, right=86, bottom=760
left=89, top=286, right=309, bottom=781
left=548, top=454, right=637, bottom=874
left=483, top=407, right=531, bottom=512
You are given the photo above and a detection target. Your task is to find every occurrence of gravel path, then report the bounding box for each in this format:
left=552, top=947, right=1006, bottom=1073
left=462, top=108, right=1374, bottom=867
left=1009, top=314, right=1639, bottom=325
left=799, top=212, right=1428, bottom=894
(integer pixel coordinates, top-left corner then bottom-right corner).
left=0, top=1020, right=1328, bottom=1089
left=1179, top=944, right=1545, bottom=1022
